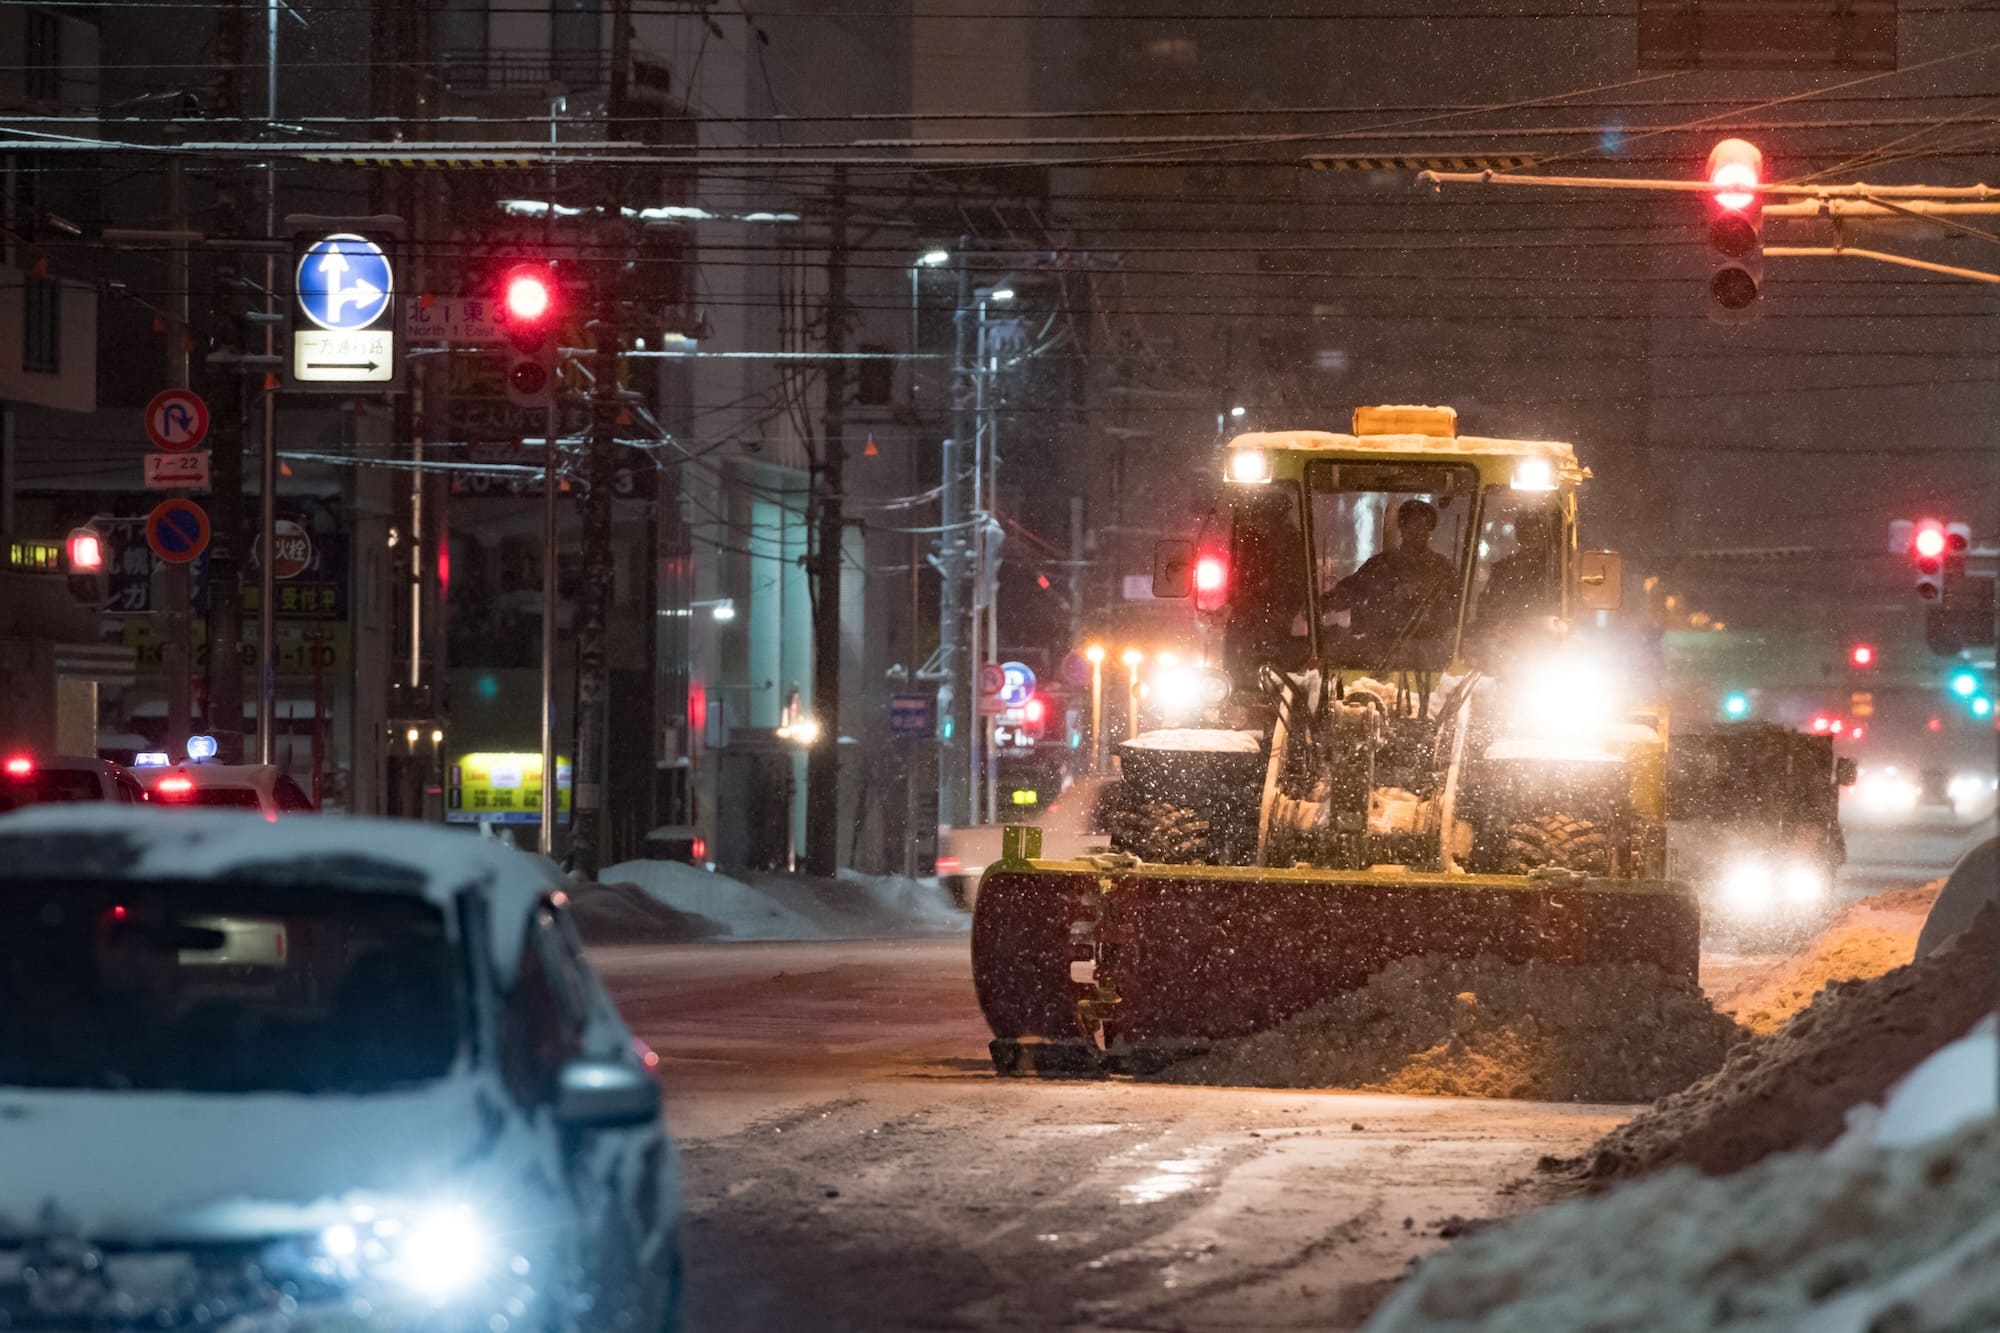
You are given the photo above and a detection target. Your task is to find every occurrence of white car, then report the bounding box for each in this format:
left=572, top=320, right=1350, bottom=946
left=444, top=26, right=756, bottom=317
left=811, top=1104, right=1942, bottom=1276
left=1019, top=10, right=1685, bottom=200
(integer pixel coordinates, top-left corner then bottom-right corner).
left=0, top=808, right=680, bottom=1331
left=135, top=762, right=316, bottom=816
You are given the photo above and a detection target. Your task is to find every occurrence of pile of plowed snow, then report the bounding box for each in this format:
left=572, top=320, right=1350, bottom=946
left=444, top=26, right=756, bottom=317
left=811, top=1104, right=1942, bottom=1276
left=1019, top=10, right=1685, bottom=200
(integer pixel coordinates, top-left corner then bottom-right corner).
left=1154, top=954, right=1742, bottom=1102
left=1560, top=905, right=1996, bottom=1184
left=1366, top=1112, right=2000, bottom=1332
left=1717, top=881, right=1942, bottom=1033
left=570, top=859, right=966, bottom=945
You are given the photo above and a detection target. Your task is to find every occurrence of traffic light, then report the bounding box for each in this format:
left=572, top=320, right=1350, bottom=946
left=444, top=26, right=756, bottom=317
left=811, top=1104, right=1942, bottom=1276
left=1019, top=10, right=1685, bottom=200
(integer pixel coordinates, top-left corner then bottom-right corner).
left=1911, top=518, right=1947, bottom=600
left=1720, top=690, right=1751, bottom=721
left=1705, top=138, right=1764, bottom=318
left=1947, top=666, right=1983, bottom=705
left=1849, top=643, right=1875, bottom=669
left=501, top=263, right=559, bottom=408
left=65, top=525, right=106, bottom=606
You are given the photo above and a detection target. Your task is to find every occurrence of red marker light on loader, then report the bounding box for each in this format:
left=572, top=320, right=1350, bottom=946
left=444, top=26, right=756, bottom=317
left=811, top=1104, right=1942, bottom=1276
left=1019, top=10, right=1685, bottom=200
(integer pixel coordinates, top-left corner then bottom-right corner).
left=3, top=755, right=32, bottom=777
left=1193, top=553, right=1229, bottom=612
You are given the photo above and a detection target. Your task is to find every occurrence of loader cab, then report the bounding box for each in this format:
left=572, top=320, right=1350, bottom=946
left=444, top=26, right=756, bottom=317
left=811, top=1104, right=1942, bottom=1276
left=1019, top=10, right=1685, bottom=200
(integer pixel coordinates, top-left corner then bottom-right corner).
left=1210, top=407, right=1590, bottom=682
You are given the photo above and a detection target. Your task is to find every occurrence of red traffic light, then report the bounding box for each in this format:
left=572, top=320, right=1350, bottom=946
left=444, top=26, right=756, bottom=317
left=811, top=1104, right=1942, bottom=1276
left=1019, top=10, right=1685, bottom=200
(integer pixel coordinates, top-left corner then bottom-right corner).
left=66, top=527, right=103, bottom=573
left=503, top=266, right=554, bottom=323
left=1023, top=696, right=1047, bottom=725
left=1850, top=643, right=1875, bottom=668
left=1707, top=138, right=1762, bottom=211
left=1914, top=523, right=1947, bottom=561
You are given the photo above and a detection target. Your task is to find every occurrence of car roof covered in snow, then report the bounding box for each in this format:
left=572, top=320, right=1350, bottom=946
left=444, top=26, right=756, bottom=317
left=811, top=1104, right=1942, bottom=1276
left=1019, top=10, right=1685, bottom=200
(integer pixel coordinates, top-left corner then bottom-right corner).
left=0, top=808, right=559, bottom=975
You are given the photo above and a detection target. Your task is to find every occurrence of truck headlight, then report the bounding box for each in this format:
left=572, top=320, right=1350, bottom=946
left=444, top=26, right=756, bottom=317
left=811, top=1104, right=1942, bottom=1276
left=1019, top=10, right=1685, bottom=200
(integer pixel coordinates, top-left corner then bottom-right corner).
left=1782, top=860, right=1829, bottom=904
left=1719, top=856, right=1770, bottom=914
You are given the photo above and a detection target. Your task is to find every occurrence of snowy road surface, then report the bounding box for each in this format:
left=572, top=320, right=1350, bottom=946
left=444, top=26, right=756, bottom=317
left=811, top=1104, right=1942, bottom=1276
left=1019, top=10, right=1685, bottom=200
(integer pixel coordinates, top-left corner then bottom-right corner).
left=1838, top=805, right=1993, bottom=899
left=594, top=939, right=1632, bottom=1332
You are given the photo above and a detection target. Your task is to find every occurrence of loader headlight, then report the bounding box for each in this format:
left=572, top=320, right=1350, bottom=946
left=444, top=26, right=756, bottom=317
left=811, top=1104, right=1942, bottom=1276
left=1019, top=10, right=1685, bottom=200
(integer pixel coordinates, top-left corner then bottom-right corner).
left=1225, top=449, right=1272, bottom=484
left=1507, top=652, right=1616, bottom=737
left=1152, top=665, right=1232, bottom=719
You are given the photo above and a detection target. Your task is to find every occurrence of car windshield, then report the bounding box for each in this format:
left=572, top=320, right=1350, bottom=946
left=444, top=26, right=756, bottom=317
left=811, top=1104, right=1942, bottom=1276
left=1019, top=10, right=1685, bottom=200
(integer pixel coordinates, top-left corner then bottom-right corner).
left=0, top=881, right=463, bottom=1093
left=1310, top=460, right=1479, bottom=671
left=0, top=769, right=102, bottom=811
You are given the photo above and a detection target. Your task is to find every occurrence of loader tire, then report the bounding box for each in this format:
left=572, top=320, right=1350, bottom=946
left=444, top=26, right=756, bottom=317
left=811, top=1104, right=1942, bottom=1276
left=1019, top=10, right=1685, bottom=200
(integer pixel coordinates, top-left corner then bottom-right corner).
left=1501, top=814, right=1612, bottom=877
left=1110, top=799, right=1214, bottom=865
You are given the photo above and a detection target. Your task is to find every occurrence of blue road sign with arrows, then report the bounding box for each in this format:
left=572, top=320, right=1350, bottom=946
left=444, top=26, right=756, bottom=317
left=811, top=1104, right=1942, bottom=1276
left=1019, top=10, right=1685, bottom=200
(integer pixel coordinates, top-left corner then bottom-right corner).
left=296, top=234, right=393, bottom=332
left=289, top=221, right=402, bottom=390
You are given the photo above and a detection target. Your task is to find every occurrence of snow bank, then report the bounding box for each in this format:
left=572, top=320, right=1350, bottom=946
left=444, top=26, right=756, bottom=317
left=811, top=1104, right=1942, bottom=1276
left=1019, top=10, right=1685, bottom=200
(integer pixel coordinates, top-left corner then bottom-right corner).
left=1716, top=882, right=1941, bottom=1033
left=1151, top=953, right=1739, bottom=1103
left=1844, top=1014, right=1997, bottom=1152
left=1365, top=1114, right=2000, bottom=1333
left=599, top=860, right=819, bottom=940
left=588, top=861, right=967, bottom=944
left=1564, top=905, right=1996, bottom=1183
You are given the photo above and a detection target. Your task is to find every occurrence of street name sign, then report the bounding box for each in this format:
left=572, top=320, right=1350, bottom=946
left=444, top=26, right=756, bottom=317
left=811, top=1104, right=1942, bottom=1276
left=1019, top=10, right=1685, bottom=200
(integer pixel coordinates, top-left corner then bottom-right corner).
left=403, top=295, right=509, bottom=344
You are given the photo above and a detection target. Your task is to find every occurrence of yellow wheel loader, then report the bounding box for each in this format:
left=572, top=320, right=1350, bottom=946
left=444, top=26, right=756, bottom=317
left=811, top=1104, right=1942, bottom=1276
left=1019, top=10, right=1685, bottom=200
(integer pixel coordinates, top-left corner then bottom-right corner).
left=972, top=405, right=1701, bottom=1075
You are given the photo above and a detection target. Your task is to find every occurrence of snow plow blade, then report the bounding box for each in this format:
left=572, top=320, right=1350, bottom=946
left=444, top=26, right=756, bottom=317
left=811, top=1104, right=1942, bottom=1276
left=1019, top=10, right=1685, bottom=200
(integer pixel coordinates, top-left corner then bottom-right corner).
left=971, top=846, right=1701, bottom=1075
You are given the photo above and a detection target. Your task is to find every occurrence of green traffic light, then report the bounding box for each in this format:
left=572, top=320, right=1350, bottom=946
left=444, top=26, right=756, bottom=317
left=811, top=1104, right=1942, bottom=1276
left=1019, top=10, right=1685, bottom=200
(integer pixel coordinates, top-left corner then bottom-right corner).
left=1721, top=691, right=1751, bottom=720
left=1949, top=669, right=1981, bottom=699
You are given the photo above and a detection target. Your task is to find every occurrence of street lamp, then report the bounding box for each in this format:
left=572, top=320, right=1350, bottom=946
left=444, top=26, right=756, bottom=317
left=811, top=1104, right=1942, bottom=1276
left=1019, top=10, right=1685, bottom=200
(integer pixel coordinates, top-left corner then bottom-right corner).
left=1085, top=644, right=1106, bottom=774
left=1122, top=648, right=1145, bottom=744
left=918, top=247, right=950, bottom=267
left=1229, top=405, right=1247, bottom=418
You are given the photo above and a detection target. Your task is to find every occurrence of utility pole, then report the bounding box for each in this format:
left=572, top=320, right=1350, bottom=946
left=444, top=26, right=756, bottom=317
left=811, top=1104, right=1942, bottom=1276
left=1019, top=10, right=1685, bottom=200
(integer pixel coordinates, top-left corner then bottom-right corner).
left=805, top=167, right=850, bottom=877
left=162, top=150, right=193, bottom=753
left=938, top=246, right=972, bottom=828
left=566, top=0, right=631, bottom=879
left=204, top=0, right=251, bottom=759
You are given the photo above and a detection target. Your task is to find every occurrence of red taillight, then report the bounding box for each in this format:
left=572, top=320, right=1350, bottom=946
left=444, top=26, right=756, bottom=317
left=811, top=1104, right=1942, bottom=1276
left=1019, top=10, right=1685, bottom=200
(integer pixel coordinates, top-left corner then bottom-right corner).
left=691, top=837, right=707, bottom=861
left=111, top=905, right=127, bottom=920
left=157, top=775, right=194, bottom=796
left=1194, top=553, right=1228, bottom=612
left=3, top=755, right=32, bottom=777
left=936, top=856, right=962, bottom=875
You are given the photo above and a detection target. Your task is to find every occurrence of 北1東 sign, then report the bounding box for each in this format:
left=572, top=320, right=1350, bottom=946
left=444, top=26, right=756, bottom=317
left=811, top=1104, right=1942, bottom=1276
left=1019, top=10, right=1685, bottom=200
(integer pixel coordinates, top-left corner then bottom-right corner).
left=286, top=215, right=404, bottom=392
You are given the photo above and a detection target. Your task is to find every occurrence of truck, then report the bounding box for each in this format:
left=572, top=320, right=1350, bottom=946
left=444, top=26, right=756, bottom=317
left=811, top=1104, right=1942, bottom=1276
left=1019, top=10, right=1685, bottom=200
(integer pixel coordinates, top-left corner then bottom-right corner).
left=970, top=405, right=1702, bottom=1075
left=1668, top=724, right=1853, bottom=944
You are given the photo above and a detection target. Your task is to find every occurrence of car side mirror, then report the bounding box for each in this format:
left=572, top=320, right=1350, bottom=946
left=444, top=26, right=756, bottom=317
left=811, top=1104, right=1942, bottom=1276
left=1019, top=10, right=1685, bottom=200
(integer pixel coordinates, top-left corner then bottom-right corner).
left=1578, top=550, right=1623, bottom=612
left=1152, top=539, right=1194, bottom=598
left=1835, top=757, right=1858, bottom=788
left=555, top=1059, right=660, bottom=1129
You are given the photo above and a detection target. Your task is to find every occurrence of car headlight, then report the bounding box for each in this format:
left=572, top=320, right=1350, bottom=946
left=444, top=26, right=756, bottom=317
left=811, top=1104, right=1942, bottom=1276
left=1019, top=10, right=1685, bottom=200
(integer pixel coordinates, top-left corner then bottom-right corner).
left=319, top=1203, right=492, bottom=1301
left=399, top=1206, right=490, bottom=1298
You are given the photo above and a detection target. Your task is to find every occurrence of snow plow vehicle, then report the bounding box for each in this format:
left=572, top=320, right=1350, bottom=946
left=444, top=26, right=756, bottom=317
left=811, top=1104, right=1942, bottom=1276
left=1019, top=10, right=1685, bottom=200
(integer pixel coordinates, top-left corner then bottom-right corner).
left=971, top=405, right=1702, bottom=1074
